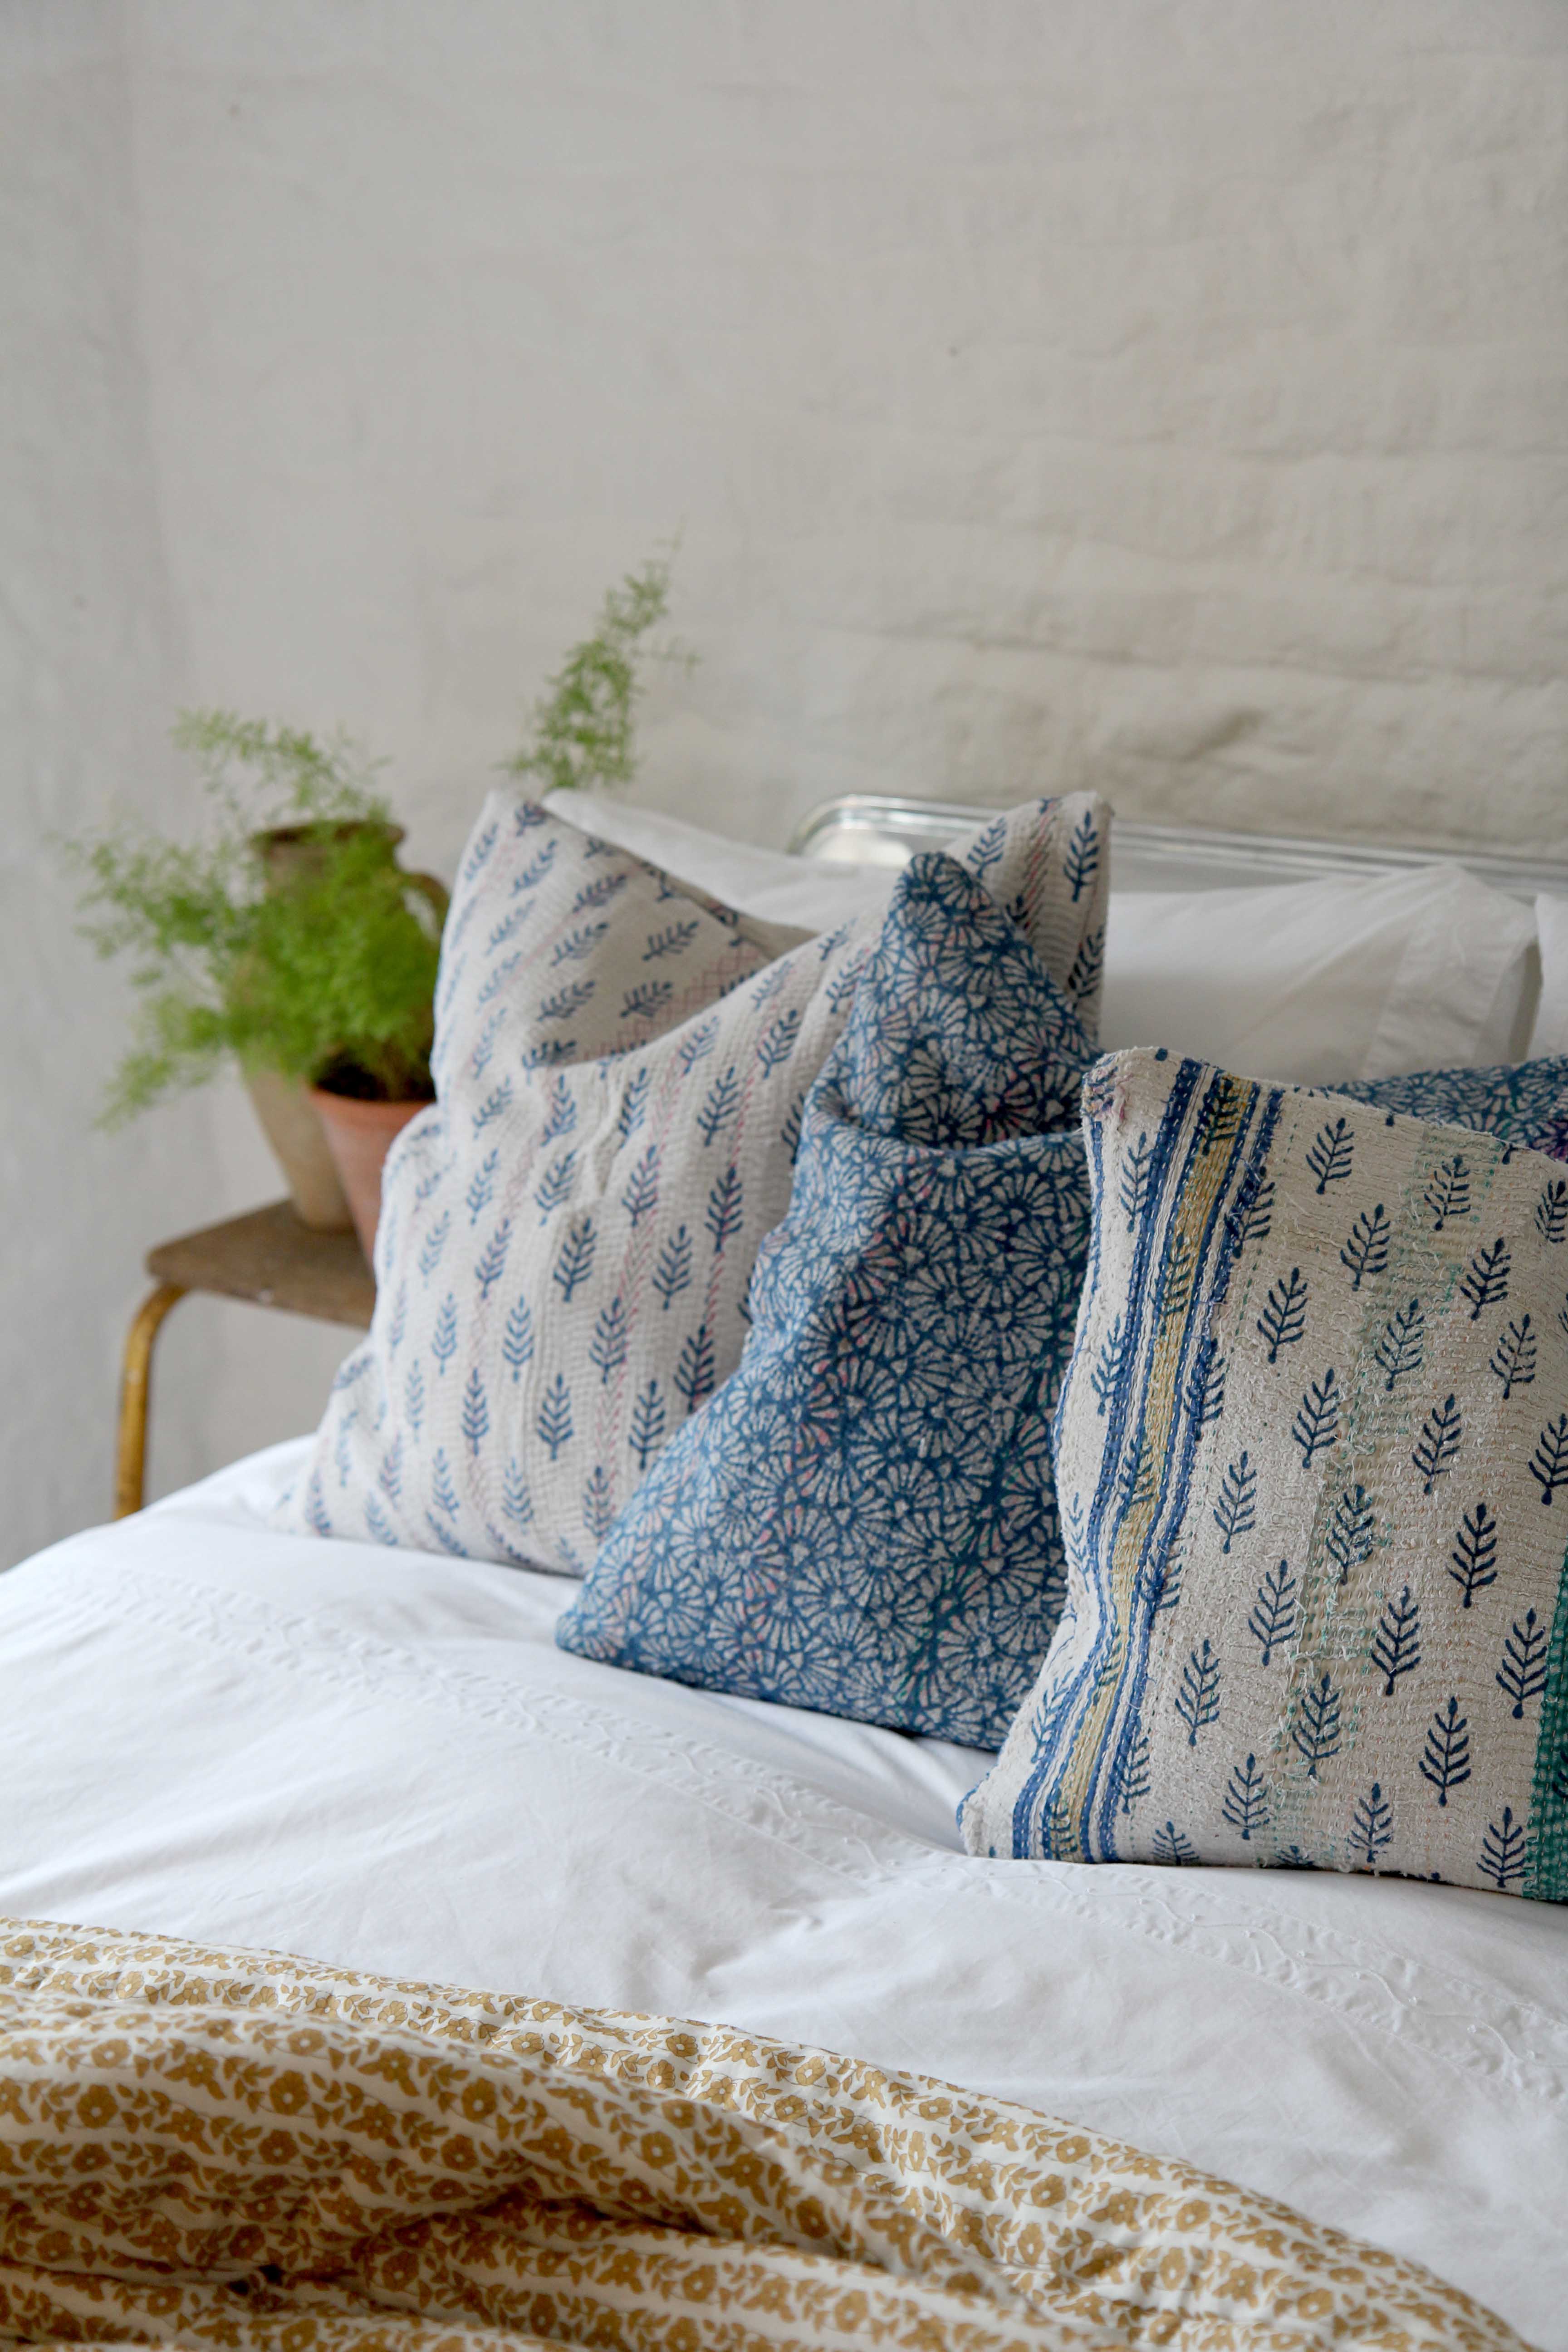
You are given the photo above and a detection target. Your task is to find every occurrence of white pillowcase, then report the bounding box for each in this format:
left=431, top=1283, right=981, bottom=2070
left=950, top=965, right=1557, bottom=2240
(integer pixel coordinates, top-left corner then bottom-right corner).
left=552, top=798, right=1537, bottom=1086
left=1100, top=864, right=1536, bottom=1085
left=543, top=792, right=899, bottom=932
left=1529, top=893, right=1568, bottom=1057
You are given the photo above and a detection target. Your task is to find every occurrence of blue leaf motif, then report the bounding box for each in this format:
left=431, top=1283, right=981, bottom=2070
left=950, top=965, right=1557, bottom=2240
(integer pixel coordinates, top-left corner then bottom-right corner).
left=697, top=1066, right=741, bottom=1146
left=553, top=1215, right=597, bottom=1303
left=431, top=1293, right=458, bottom=1375
left=461, top=1366, right=490, bottom=1456
left=502, top=1459, right=534, bottom=1528
left=1420, top=1697, right=1471, bottom=1806
left=573, top=871, right=630, bottom=913
left=1063, top=809, right=1099, bottom=902
left=418, top=1211, right=451, bottom=1280
left=541, top=1076, right=578, bottom=1142
left=652, top=1226, right=692, bottom=1310
left=475, top=954, right=522, bottom=1008
left=706, top=1166, right=744, bottom=1254
left=582, top=1464, right=617, bottom=1543
left=621, top=980, right=673, bottom=1024
left=534, top=1152, right=577, bottom=1220
left=676, top=1019, right=718, bottom=1073
left=1221, top=1754, right=1269, bottom=1842
left=471, top=1081, right=513, bottom=1133
left=757, top=1009, right=802, bottom=1073
left=621, top=1146, right=661, bottom=1226
left=461, top=818, right=499, bottom=882
left=539, top=978, right=595, bottom=1023
left=1174, top=1640, right=1220, bottom=1744
left=590, top=1295, right=629, bottom=1384
left=537, top=1373, right=573, bottom=1462
left=502, top=1294, right=534, bottom=1379
left=675, top=1322, right=716, bottom=1413
left=628, top=1380, right=667, bottom=1471
left=551, top=921, right=610, bottom=966
left=1247, top=1559, right=1296, bottom=1666
left=475, top=1218, right=513, bottom=1300
left=617, top=1068, right=652, bottom=1140
left=466, top=1149, right=500, bottom=1224
left=431, top=1446, right=460, bottom=1519
left=1292, top=1672, right=1343, bottom=1779
left=644, top=919, right=700, bottom=961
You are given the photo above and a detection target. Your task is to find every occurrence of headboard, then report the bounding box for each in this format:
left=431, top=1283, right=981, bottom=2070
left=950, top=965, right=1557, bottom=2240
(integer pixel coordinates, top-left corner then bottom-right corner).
left=788, top=794, right=1568, bottom=904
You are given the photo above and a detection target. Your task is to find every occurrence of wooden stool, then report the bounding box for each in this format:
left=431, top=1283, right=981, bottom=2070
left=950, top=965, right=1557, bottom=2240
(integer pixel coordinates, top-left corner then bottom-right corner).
left=115, top=1201, right=376, bottom=1517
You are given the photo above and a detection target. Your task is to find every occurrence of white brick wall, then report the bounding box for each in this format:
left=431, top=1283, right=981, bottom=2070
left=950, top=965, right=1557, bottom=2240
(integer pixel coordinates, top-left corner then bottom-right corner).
left=5, top=2, right=1566, bottom=1556
left=123, top=0, right=1568, bottom=866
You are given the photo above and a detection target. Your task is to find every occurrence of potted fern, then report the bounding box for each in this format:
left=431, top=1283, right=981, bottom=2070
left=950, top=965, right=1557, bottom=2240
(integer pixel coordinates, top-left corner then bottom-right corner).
left=504, top=554, right=674, bottom=793
left=68, top=712, right=447, bottom=1256
left=71, top=565, right=677, bottom=1258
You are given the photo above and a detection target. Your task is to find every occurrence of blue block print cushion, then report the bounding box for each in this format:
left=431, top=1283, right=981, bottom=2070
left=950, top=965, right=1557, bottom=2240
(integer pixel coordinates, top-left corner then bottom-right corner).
left=555, top=852, right=1098, bottom=1748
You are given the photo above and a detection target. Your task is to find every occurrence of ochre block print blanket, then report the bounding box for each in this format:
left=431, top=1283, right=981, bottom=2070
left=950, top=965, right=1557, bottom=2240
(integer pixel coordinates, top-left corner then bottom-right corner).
left=0, top=1919, right=1528, bottom=2352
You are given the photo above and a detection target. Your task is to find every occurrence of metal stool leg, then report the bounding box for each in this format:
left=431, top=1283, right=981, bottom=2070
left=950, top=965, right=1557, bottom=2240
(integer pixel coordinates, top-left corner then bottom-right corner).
left=114, top=1282, right=187, bottom=1518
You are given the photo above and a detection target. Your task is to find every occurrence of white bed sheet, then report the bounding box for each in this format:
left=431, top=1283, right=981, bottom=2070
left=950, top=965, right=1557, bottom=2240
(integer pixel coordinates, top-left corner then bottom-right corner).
left=3, top=1441, right=1564, bottom=2344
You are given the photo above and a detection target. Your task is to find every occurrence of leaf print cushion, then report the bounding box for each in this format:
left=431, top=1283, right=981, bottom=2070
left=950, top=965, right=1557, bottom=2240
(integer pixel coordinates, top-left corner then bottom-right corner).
left=554, top=852, right=1099, bottom=1748
left=961, top=1046, right=1568, bottom=1900
left=280, top=791, right=1110, bottom=1574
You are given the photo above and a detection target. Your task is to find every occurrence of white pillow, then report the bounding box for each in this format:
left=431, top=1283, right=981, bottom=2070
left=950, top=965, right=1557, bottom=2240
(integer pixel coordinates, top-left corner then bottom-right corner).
left=551, top=801, right=1536, bottom=1085
left=1100, top=864, right=1536, bottom=1085
left=543, top=791, right=899, bottom=931
left=1529, top=893, right=1568, bottom=1057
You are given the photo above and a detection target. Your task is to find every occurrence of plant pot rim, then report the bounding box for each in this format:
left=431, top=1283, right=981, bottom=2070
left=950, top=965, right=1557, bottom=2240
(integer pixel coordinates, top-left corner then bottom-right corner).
left=309, top=1085, right=432, bottom=1131
left=255, top=818, right=406, bottom=852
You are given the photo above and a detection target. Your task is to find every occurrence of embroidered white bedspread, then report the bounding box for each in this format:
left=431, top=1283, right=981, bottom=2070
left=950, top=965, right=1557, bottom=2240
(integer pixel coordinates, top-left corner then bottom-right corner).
left=2, top=1441, right=1564, bottom=2345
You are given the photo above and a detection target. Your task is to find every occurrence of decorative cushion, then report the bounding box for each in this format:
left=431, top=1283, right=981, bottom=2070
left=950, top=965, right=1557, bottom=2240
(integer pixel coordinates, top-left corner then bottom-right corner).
left=962, top=1047, right=1568, bottom=1900
left=283, top=790, right=1109, bottom=1573
left=555, top=853, right=1096, bottom=1747
left=1330, top=1054, right=1568, bottom=1152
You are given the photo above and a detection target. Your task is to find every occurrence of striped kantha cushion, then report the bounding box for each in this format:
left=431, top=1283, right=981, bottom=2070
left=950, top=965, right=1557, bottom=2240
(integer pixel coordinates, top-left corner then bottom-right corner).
left=963, top=1046, right=1568, bottom=1900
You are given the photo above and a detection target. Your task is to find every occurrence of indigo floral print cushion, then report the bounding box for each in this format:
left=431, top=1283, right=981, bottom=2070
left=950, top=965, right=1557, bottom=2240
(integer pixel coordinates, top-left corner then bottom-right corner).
left=1331, top=1056, right=1568, bottom=1157
left=962, top=1048, right=1568, bottom=1899
left=281, top=791, right=1109, bottom=1574
left=555, top=853, right=1099, bottom=1747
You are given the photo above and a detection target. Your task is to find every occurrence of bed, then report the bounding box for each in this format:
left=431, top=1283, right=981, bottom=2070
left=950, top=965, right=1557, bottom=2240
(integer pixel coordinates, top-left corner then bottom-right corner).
left=3, top=796, right=1567, bottom=2350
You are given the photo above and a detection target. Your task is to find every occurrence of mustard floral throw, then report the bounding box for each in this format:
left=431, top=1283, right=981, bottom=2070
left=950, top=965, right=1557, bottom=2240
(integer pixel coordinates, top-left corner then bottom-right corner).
left=0, top=1916, right=1528, bottom=2352
left=963, top=1048, right=1568, bottom=1898
left=284, top=790, right=1108, bottom=1575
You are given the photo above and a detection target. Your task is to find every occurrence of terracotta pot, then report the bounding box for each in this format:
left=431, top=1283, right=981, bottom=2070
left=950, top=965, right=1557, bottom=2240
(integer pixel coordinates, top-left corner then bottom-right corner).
left=244, top=1067, right=354, bottom=1231
left=310, top=1087, right=431, bottom=1265
left=240, top=823, right=447, bottom=1238
left=253, top=821, right=450, bottom=928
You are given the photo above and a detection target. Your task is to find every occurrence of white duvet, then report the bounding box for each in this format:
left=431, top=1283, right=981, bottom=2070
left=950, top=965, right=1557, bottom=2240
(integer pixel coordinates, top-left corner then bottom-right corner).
left=3, top=1441, right=1564, bottom=2344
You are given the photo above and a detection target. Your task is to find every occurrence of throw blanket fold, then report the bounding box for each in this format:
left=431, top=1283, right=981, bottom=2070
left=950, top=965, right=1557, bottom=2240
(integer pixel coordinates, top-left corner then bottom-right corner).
left=0, top=1919, right=1525, bottom=2352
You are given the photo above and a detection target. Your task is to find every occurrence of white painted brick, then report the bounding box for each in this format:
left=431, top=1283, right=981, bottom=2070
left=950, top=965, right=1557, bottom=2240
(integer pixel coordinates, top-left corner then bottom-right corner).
left=107, top=2, right=1568, bottom=856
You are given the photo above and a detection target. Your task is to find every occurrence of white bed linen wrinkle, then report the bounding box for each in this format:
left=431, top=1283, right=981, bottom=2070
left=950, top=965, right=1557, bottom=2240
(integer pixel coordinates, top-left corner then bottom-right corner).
left=946, top=1864, right=1568, bottom=2107
left=23, top=1563, right=920, bottom=1888
left=15, top=1550, right=1568, bottom=2111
